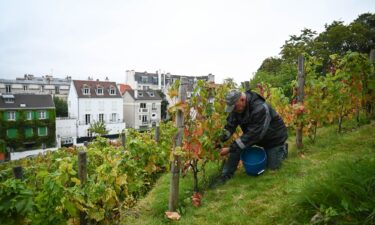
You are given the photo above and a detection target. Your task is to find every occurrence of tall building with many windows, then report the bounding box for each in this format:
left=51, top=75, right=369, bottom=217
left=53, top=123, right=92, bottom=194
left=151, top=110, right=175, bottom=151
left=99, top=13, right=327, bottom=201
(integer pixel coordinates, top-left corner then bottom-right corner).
left=0, top=74, right=71, bottom=100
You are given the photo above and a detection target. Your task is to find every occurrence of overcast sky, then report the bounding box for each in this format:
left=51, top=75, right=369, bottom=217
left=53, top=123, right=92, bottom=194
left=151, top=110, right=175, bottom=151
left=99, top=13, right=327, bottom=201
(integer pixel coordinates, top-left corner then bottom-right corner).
left=0, top=0, right=374, bottom=84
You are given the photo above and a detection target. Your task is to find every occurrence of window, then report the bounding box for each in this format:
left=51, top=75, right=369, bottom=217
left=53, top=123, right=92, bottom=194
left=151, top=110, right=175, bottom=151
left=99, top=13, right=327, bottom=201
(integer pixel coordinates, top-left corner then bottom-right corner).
left=38, top=111, right=46, bottom=119
left=41, top=85, right=44, bottom=92
left=7, top=111, right=16, bottom=121
left=55, top=86, right=60, bottom=94
left=83, top=86, right=90, bottom=95
left=99, top=113, right=104, bottom=122
left=27, top=111, right=33, bottom=120
left=149, top=92, right=155, bottom=97
left=23, top=85, right=28, bottom=91
left=97, top=87, right=103, bottom=95
left=85, top=114, right=91, bottom=125
left=7, top=128, right=17, bottom=138
left=138, top=92, right=143, bottom=97
left=152, top=103, right=156, bottom=110
left=25, top=128, right=33, bottom=138
left=141, top=76, right=148, bottom=83
left=111, top=113, right=117, bottom=122
left=152, top=76, right=158, bottom=84
left=142, top=115, right=148, bottom=123
left=5, top=85, right=11, bottom=93
left=109, top=87, right=116, bottom=95
left=87, top=129, right=92, bottom=137
left=38, top=127, right=48, bottom=136
left=140, top=103, right=146, bottom=108
left=4, top=98, right=14, bottom=103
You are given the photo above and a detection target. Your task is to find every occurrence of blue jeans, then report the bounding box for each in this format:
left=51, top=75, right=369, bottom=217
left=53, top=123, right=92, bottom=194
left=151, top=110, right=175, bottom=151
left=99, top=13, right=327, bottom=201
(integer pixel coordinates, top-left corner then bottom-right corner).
left=222, top=144, right=287, bottom=177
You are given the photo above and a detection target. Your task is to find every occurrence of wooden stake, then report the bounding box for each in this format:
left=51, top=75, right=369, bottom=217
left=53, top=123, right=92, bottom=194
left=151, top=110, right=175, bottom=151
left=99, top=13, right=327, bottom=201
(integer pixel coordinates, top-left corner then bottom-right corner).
left=168, top=78, right=187, bottom=212
left=296, top=55, right=305, bottom=149
left=78, top=151, right=87, bottom=225
left=155, top=126, right=160, bottom=143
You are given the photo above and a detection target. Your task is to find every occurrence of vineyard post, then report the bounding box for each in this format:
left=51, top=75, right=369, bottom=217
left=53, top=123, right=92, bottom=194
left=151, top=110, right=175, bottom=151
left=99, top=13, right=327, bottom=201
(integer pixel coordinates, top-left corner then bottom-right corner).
left=369, top=49, right=375, bottom=115
left=13, top=166, right=23, bottom=180
left=78, top=151, right=88, bottom=225
left=121, top=132, right=126, bottom=147
left=296, top=55, right=305, bottom=149
left=168, top=77, right=187, bottom=212
left=243, top=81, right=250, bottom=91
left=155, top=125, right=160, bottom=143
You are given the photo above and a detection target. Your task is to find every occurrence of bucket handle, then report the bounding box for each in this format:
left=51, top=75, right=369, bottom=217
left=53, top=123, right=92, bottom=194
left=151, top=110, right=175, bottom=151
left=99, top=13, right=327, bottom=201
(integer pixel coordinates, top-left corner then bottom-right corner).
left=257, top=169, right=265, bottom=175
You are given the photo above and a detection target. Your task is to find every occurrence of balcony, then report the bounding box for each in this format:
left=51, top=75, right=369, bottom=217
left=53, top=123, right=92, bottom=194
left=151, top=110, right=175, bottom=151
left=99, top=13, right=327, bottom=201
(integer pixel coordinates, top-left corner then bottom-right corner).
left=139, top=108, right=148, bottom=113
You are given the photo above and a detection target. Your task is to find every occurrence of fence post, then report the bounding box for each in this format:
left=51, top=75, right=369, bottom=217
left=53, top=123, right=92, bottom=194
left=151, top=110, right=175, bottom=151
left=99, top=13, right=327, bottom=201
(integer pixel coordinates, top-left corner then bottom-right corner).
left=368, top=49, right=375, bottom=115
left=168, top=78, right=187, bottom=212
left=121, top=132, right=126, bottom=147
left=296, top=55, right=305, bottom=150
left=370, top=49, right=375, bottom=62
left=155, top=125, right=160, bottom=143
left=242, top=81, right=250, bottom=91
left=13, top=166, right=23, bottom=180
left=78, top=151, right=87, bottom=225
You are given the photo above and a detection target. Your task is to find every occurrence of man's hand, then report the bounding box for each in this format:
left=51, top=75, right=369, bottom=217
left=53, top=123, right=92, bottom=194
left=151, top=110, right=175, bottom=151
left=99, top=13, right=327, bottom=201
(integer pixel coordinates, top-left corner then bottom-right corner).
left=219, top=147, right=230, bottom=156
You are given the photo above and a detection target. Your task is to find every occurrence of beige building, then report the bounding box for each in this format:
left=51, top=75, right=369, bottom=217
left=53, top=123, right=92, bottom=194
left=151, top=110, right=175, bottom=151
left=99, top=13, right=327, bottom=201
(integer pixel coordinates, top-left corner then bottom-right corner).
left=122, top=89, right=162, bottom=130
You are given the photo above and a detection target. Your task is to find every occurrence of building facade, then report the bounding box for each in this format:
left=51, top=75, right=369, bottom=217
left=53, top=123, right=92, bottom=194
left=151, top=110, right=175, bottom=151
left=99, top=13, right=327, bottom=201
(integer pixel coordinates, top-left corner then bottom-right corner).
left=67, top=79, right=125, bottom=139
left=125, top=70, right=215, bottom=92
left=0, top=93, right=56, bottom=152
left=0, top=74, right=71, bottom=100
left=122, top=89, right=162, bottom=130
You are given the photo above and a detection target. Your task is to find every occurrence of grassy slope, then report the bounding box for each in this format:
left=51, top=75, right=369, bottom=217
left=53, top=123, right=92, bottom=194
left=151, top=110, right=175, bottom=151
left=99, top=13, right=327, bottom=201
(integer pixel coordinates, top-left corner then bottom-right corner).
left=125, top=122, right=375, bottom=225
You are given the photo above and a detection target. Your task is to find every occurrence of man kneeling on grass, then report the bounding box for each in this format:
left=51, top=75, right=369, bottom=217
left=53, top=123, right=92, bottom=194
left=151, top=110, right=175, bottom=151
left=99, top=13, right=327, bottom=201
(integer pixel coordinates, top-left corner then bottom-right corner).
left=212, top=89, right=288, bottom=187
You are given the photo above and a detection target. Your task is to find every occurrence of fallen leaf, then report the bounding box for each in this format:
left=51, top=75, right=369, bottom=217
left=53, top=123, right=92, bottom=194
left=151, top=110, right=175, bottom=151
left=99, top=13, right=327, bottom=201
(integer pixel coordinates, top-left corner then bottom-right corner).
left=165, top=211, right=181, bottom=220
left=192, top=192, right=202, bottom=207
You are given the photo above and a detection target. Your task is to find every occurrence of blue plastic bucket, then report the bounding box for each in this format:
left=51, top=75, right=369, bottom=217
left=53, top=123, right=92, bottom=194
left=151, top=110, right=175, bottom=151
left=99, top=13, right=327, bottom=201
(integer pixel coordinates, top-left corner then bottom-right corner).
left=240, top=146, right=267, bottom=176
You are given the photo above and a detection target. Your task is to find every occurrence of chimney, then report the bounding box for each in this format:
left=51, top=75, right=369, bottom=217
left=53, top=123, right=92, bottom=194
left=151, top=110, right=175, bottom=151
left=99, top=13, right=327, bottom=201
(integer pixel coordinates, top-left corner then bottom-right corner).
left=134, top=89, right=138, bottom=98
left=158, top=69, right=162, bottom=89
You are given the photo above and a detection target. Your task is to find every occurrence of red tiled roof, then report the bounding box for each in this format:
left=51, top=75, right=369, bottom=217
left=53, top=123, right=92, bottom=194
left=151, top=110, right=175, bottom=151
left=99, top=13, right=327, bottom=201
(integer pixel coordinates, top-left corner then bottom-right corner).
left=73, top=80, right=122, bottom=98
left=118, top=84, right=132, bottom=95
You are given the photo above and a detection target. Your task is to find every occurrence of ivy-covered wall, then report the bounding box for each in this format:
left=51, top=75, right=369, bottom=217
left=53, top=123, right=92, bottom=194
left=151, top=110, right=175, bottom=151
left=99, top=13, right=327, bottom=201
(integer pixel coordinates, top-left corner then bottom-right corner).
left=0, top=109, right=56, bottom=152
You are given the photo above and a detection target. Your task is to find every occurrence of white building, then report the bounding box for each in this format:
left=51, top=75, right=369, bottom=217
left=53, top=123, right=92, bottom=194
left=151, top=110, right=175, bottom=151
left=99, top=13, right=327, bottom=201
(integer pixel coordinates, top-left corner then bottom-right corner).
left=125, top=70, right=215, bottom=93
left=0, top=74, right=71, bottom=100
left=123, top=89, right=162, bottom=130
left=67, top=79, right=125, bottom=139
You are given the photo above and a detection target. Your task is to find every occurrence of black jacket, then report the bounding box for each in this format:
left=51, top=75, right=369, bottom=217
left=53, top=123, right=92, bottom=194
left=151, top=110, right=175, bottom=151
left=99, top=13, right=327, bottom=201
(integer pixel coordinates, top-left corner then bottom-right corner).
left=222, top=90, right=288, bottom=151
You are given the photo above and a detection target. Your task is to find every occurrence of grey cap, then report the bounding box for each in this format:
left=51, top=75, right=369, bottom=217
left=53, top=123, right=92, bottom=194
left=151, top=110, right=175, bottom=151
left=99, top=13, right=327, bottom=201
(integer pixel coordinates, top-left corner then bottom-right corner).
left=225, top=89, right=241, bottom=113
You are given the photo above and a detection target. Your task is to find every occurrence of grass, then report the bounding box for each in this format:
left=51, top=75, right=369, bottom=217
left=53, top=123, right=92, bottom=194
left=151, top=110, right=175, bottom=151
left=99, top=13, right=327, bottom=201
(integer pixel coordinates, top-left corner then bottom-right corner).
left=124, top=121, right=375, bottom=225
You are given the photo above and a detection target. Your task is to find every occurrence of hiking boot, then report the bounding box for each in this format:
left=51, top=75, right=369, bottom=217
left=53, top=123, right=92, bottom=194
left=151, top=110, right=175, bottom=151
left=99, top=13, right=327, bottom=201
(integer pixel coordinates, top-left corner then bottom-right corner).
left=209, top=174, right=231, bottom=188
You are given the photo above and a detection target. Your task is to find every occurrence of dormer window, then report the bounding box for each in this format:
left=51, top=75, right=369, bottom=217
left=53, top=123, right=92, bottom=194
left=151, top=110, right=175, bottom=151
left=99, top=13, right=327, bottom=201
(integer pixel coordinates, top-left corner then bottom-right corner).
left=2, top=94, right=15, bottom=103
left=138, top=92, right=143, bottom=97
left=96, top=86, right=104, bottom=95
left=148, top=92, right=155, bottom=97
left=109, top=86, right=116, bottom=95
left=4, top=98, right=14, bottom=103
left=83, top=85, right=90, bottom=95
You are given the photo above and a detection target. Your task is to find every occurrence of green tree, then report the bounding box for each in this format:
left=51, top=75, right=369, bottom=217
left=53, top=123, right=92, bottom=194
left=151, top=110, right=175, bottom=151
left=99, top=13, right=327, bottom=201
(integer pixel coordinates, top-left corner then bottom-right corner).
left=280, top=28, right=318, bottom=64
left=89, top=121, right=108, bottom=136
left=53, top=96, right=68, bottom=117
